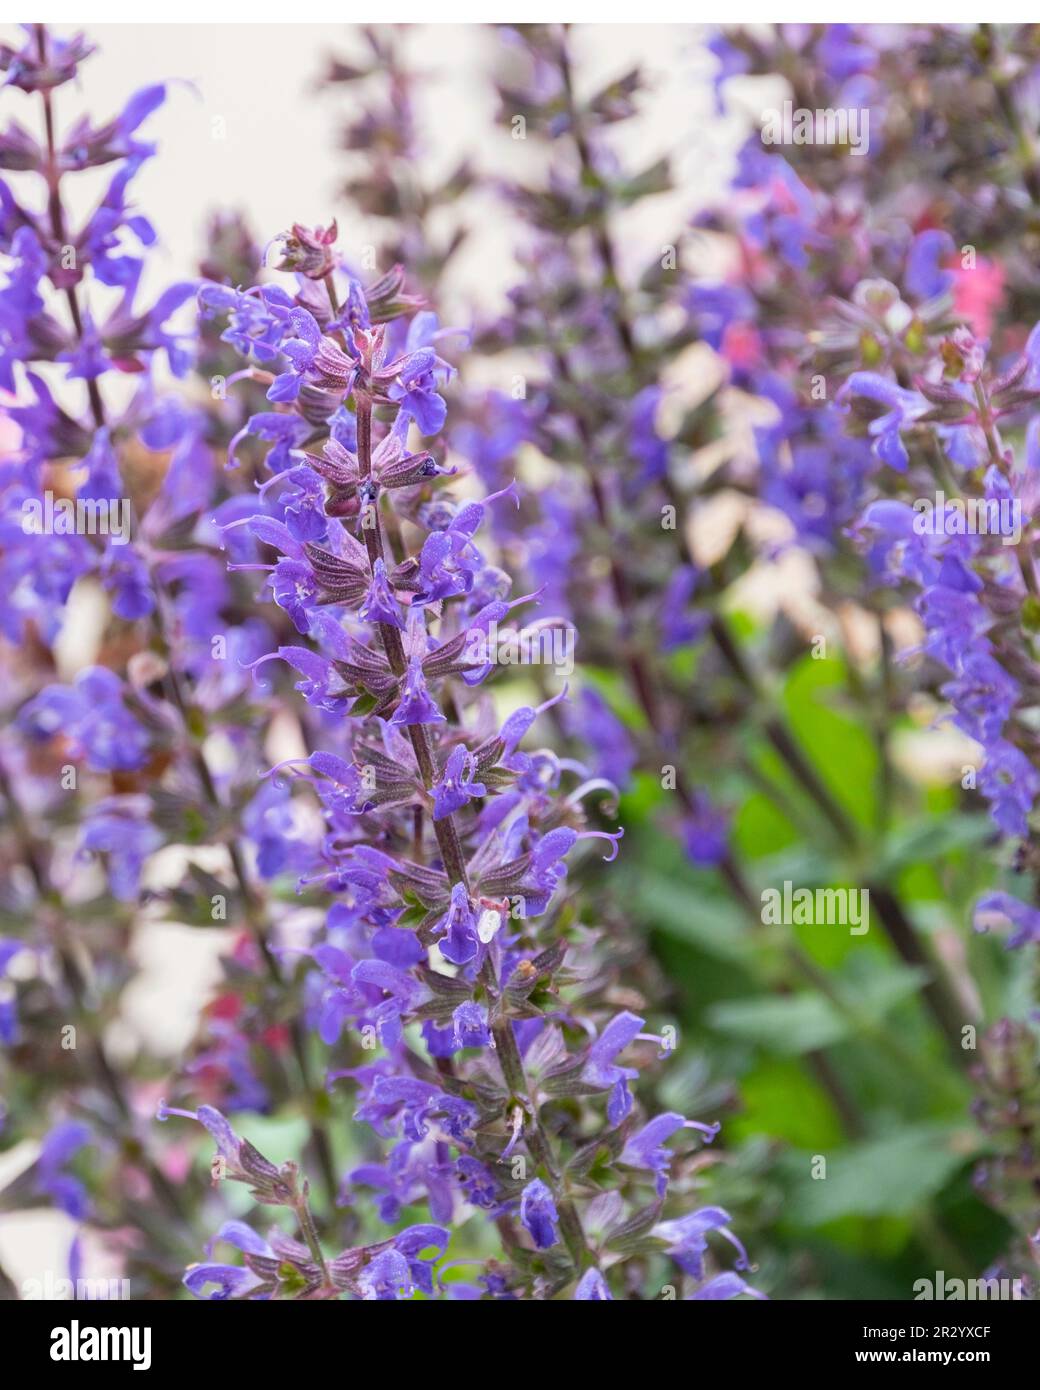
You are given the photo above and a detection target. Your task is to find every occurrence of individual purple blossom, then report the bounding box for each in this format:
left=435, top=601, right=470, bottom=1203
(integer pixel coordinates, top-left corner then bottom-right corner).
left=184, top=1262, right=265, bottom=1302
left=358, top=558, right=404, bottom=629
left=574, top=1267, right=612, bottom=1300
left=79, top=797, right=162, bottom=901
left=654, top=1205, right=749, bottom=1280
left=905, top=229, right=955, bottom=302
left=185, top=1221, right=273, bottom=1301
left=661, top=566, right=710, bottom=651
left=18, top=667, right=153, bottom=773
left=519, top=1178, right=559, bottom=1249
left=451, top=1001, right=491, bottom=1049
left=691, top=1272, right=767, bottom=1301
left=432, top=745, right=486, bottom=821
left=978, top=742, right=1039, bottom=840
left=839, top=372, right=927, bottom=471
left=565, top=688, right=636, bottom=789
left=99, top=540, right=155, bottom=620
left=350, top=1144, right=454, bottom=1226
left=582, top=1011, right=644, bottom=1125
left=436, top=883, right=480, bottom=966
left=973, top=892, right=1040, bottom=949
left=270, top=559, right=319, bottom=634
left=386, top=310, right=456, bottom=435
left=35, top=1121, right=91, bottom=1220
left=392, top=1223, right=450, bottom=1294
left=681, top=791, right=731, bottom=868
left=0, top=939, right=25, bottom=1045
left=620, top=1111, right=720, bottom=1196
left=389, top=657, right=445, bottom=727
left=942, top=651, right=1019, bottom=748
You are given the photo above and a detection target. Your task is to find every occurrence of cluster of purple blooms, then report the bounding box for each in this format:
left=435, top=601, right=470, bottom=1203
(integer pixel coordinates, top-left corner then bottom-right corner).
left=455, top=25, right=728, bottom=864
left=848, top=338, right=1040, bottom=847
left=703, top=21, right=1040, bottom=1283
left=154, top=217, right=760, bottom=1300
left=701, top=27, right=1040, bottom=951
left=7, top=16, right=1040, bottom=1305
left=0, top=25, right=289, bottom=1262
left=0, top=24, right=761, bottom=1301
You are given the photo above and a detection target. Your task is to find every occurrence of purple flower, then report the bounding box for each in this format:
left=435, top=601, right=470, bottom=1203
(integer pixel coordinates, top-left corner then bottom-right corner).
left=840, top=372, right=927, bottom=471
left=0, top=939, right=25, bottom=1045
left=681, top=791, right=730, bottom=868
left=19, top=667, right=152, bottom=772
left=358, top=1248, right=411, bottom=1300
left=654, top=1205, right=749, bottom=1280
left=905, top=229, right=955, bottom=301
left=973, top=892, right=1040, bottom=949
left=582, top=1011, right=644, bottom=1125
left=267, top=307, right=322, bottom=402
left=629, top=386, right=668, bottom=483
left=390, top=657, right=445, bottom=727
left=158, top=1103, right=245, bottom=1174
left=36, top=1121, right=91, bottom=1219
left=436, top=884, right=480, bottom=966
left=271, top=560, right=319, bottom=634
left=58, top=308, right=109, bottom=379
left=393, top=1223, right=450, bottom=1295
left=519, top=1178, right=559, bottom=1249
left=978, top=741, right=1039, bottom=839
left=79, top=797, right=162, bottom=900
left=387, top=311, right=453, bottom=435
left=451, top=1001, right=491, bottom=1049
left=690, top=1272, right=767, bottom=1301
left=359, top=558, right=403, bottom=629
left=941, top=650, right=1018, bottom=748
left=574, top=1267, right=612, bottom=1300
left=99, top=540, right=155, bottom=620
left=620, top=1111, right=718, bottom=1195
left=687, top=283, right=756, bottom=352
left=566, top=688, right=636, bottom=788
left=184, top=1221, right=273, bottom=1300
left=184, top=1263, right=264, bottom=1301
left=432, top=746, right=486, bottom=821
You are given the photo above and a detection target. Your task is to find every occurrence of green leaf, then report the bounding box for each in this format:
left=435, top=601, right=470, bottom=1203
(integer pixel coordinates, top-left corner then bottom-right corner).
left=733, top=791, right=800, bottom=860
left=634, top=876, right=755, bottom=965
left=875, top=814, right=994, bottom=878
left=727, top=1059, right=846, bottom=1149
left=781, top=654, right=879, bottom=832
left=779, top=1125, right=970, bottom=1225
left=707, top=993, right=848, bottom=1053
left=837, top=957, right=930, bottom=1022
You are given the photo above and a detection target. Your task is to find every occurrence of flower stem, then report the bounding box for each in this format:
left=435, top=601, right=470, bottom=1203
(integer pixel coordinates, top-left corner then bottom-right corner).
left=354, top=395, right=471, bottom=889
left=349, top=357, right=589, bottom=1272
left=295, top=1194, right=331, bottom=1289
left=489, top=988, right=591, bottom=1272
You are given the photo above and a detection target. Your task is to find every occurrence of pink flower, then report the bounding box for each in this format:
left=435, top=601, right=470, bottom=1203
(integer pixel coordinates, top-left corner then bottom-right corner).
left=953, top=257, right=1005, bottom=338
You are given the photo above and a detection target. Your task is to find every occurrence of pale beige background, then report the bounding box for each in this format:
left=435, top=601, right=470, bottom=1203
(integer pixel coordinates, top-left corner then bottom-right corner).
left=1, top=24, right=744, bottom=317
